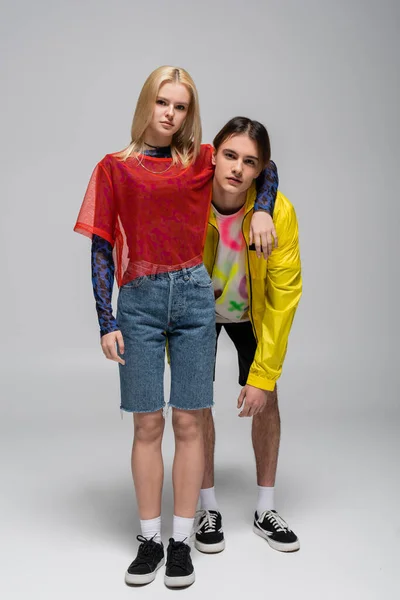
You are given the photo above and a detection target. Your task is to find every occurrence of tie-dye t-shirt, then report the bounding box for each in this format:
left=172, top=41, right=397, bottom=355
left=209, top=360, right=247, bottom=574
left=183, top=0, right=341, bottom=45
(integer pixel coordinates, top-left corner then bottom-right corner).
left=212, top=205, right=249, bottom=323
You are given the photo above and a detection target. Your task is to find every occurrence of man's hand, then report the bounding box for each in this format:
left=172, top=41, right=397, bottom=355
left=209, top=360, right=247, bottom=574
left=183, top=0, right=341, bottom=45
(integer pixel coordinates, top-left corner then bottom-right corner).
left=249, top=211, right=278, bottom=259
left=101, top=330, right=125, bottom=365
left=237, top=384, right=269, bottom=417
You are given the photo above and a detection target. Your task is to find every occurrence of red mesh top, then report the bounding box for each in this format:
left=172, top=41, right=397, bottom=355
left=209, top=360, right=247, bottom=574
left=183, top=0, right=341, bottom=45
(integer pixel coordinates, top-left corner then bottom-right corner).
left=74, top=145, right=214, bottom=286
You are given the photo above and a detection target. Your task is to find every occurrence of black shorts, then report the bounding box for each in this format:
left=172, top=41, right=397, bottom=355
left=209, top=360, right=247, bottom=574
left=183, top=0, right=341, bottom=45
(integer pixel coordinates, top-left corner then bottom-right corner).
left=215, top=321, right=257, bottom=387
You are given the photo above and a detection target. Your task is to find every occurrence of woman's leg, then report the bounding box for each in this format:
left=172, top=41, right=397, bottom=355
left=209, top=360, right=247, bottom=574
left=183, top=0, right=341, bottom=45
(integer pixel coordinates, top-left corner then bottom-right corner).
left=116, top=275, right=169, bottom=585
left=167, top=265, right=216, bottom=523
left=132, top=410, right=165, bottom=519
left=172, top=408, right=205, bottom=517
left=117, top=277, right=169, bottom=518
left=162, top=265, right=215, bottom=587
left=125, top=409, right=166, bottom=586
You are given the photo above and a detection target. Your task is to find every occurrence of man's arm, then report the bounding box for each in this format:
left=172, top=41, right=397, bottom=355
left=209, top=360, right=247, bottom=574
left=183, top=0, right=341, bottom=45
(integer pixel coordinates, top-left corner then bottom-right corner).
left=247, top=194, right=302, bottom=391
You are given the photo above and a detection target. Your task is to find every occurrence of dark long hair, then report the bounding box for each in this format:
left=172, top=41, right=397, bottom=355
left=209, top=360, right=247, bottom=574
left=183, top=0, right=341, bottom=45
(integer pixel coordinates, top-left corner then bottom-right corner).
left=213, top=116, right=271, bottom=167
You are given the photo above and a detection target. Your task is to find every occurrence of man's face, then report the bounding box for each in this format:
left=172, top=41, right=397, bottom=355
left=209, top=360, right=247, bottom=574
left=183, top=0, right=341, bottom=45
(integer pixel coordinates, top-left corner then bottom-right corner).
left=212, top=134, right=262, bottom=195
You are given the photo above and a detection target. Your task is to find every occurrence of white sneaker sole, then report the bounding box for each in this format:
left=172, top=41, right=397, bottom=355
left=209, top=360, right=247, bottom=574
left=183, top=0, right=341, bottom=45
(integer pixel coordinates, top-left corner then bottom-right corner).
left=164, top=571, right=195, bottom=588
left=195, top=538, right=226, bottom=553
left=253, top=525, right=300, bottom=552
left=125, top=557, right=164, bottom=585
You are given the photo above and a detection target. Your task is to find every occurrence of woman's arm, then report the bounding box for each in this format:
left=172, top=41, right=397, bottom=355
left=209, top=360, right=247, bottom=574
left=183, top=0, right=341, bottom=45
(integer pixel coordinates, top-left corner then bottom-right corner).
left=91, top=234, right=119, bottom=337
left=250, top=161, right=279, bottom=258
left=254, top=160, right=279, bottom=215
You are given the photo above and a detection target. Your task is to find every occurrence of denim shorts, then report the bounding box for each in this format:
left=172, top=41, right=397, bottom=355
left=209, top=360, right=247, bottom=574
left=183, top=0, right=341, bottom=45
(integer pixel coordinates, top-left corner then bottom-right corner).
left=116, top=263, right=216, bottom=413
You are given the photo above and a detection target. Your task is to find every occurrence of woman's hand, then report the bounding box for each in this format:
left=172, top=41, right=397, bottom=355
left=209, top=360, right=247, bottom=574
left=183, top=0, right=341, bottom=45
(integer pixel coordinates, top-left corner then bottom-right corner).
left=101, top=330, right=125, bottom=365
left=249, top=211, right=278, bottom=259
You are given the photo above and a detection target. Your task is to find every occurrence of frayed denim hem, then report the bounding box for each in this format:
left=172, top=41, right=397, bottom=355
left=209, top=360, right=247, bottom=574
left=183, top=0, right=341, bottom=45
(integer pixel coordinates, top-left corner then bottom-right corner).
left=119, top=405, right=165, bottom=419
left=167, top=401, right=214, bottom=412
left=119, top=402, right=214, bottom=420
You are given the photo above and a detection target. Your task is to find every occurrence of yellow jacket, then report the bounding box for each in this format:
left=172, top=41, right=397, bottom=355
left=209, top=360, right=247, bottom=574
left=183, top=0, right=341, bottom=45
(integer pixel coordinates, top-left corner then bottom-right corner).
left=203, top=184, right=302, bottom=391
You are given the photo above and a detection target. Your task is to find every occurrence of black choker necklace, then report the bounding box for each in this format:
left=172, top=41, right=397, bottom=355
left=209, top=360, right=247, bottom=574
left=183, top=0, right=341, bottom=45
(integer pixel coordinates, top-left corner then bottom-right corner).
left=144, top=142, right=169, bottom=149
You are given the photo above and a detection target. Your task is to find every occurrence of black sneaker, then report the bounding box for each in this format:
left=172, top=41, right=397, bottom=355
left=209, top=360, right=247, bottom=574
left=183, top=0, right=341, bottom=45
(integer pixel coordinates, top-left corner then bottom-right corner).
left=164, top=538, right=195, bottom=588
left=125, top=535, right=164, bottom=585
left=253, top=510, right=300, bottom=552
left=194, top=509, right=225, bottom=553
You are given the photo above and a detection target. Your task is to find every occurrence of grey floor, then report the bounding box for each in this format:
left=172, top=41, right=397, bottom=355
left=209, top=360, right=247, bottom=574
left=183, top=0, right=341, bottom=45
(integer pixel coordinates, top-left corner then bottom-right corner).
left=2, top=334, right=399, bottom=599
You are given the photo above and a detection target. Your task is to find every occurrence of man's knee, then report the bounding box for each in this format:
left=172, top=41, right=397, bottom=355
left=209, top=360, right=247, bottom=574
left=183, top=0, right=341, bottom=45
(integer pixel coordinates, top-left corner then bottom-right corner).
left=134, top=410, right=165, bottom=443
left=173, top=408, right=203, bottom=443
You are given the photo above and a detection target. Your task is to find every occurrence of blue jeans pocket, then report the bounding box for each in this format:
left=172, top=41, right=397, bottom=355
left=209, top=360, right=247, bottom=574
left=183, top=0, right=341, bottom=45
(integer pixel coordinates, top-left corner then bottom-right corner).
left=190, top=266, right=213, bottom=288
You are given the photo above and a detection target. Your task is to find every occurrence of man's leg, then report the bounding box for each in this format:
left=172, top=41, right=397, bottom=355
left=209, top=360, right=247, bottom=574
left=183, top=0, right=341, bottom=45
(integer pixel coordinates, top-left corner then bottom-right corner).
left=199, top=323, right=222, bottom=510
left=222, top=322, right=280, bottom=501
left=196, top=324, right=234, bottom=553
left=252, top=386, right=280, bottom=491
left=201, top=407, right=216, bottom=490
left=252, top=389, right=299, bottom=551
left=222, top=322, right=300, bottom=552
left=250, top=385, right=300, bottom=552
left=198, top=322, right=256, bottom=551
left=196, top=406, right=225, bottom=553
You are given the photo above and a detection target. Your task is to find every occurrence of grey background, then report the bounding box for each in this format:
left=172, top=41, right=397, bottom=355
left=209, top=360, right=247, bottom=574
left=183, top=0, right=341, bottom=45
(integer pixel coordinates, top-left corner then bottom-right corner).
left=1, top=0, right=399, bottom=598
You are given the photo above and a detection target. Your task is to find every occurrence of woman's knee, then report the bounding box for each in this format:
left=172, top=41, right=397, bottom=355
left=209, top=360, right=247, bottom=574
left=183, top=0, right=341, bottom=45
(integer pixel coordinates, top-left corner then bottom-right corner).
left=172, top=408, right=203, bottom=443
left=134, top=410, right=165, bottom=443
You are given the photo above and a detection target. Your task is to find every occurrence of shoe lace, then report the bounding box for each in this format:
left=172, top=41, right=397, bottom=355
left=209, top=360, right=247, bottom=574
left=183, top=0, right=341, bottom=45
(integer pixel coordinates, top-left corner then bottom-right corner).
left=136, top=534, right=158, bottom=560
left=168, top=539, right=190, bottom=565
left=259, top=510, right=290, bottom=533
left=195, top=509, right=218, bottom=533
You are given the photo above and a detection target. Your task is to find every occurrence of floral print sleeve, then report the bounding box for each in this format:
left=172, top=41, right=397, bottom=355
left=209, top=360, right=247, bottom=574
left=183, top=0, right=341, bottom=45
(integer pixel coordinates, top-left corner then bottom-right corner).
left=91, top=234, right=119, bottom=337
left=254, top=160, right=279, bottom=216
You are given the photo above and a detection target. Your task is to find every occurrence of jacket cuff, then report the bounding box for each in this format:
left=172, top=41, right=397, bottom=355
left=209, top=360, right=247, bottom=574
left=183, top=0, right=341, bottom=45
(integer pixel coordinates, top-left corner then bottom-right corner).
left=246, top=373, right=276, bottom=391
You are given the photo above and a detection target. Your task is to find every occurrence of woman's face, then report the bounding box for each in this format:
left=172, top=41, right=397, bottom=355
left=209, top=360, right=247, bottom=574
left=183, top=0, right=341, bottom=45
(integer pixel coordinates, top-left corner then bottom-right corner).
left=146, top=82, right=191, bottom=143
left=212, top=134, right=262, bottom=195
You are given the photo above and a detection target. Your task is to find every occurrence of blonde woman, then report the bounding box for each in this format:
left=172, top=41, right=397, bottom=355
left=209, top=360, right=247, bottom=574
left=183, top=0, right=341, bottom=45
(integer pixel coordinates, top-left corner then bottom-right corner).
left=74, top=66, right=278, bottom=588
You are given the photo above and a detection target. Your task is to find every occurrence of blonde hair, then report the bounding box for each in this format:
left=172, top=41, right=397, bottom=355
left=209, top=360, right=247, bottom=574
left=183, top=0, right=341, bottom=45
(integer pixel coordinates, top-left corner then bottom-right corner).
left=119, top=66, right=202, bottom=167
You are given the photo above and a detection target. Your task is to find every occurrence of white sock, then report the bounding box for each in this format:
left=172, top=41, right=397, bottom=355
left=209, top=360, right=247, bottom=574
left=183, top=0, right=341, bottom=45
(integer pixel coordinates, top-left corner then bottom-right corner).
left=140, top=516, right=161, bottom=544
left=200, top=486, right=219, bottom=511
left=172, top=515, right=194, bottom=545
left=256, top=486, right=275, bottom=516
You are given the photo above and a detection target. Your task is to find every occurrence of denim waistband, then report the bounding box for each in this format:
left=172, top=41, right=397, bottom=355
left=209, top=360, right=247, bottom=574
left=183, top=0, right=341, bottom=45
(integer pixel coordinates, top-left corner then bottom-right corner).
left=145, top=262, right=205, bottom=280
